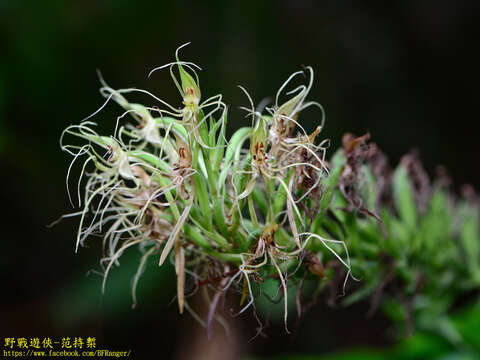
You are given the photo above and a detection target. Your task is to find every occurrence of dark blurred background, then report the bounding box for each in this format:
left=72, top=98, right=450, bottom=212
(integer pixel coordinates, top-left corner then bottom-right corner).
left=1, top=1, right=479, bottom=359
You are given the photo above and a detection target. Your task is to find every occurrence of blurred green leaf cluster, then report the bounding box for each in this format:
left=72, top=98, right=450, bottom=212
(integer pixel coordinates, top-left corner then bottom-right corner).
left=309, top=145, right=480, bottom=347
left=247, top=301, right=480, bottom=359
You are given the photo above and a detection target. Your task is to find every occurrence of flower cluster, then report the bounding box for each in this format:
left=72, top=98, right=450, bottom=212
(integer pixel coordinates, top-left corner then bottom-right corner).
left=60, top=45, right=480, bottom=340
left=61, top=44, right=352, bottom=332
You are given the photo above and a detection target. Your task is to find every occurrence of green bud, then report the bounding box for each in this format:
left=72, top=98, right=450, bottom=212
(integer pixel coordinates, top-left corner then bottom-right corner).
left=176, top=48, right=201, bottom=104
left=250, top=116, right=268, bottom=165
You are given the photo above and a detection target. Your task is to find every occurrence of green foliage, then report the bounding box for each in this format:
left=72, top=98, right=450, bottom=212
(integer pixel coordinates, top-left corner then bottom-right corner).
left=323, top=149, right=480, bottom=347
left=250, top=302, right=480, bottom=360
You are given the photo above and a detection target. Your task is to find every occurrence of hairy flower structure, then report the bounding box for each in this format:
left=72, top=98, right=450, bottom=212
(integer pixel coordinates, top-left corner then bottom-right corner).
left=59, top=44, right=479, bottom=339
left=60, top=44, right=351, bottom=330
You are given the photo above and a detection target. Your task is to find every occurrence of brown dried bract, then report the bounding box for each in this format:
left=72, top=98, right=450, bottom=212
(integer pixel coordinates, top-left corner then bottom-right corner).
left=303, top=250, right=327, bottom=278
left=401, top=150, right=431, bottom=214
left=340, top=132, right=377, bottom=217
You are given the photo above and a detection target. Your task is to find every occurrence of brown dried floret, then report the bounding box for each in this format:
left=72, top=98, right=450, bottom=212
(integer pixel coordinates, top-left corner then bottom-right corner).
left=400, top=150, right=431, bottom=214
left=339, top=132, right=380, bottom=220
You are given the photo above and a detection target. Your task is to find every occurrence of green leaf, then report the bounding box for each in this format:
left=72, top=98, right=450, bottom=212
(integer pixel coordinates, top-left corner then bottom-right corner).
left=392, top=165, right=417, bottom=232
left=459, top=203, right=480, bottom=281
left=212, top=110, right=228, bottom=171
